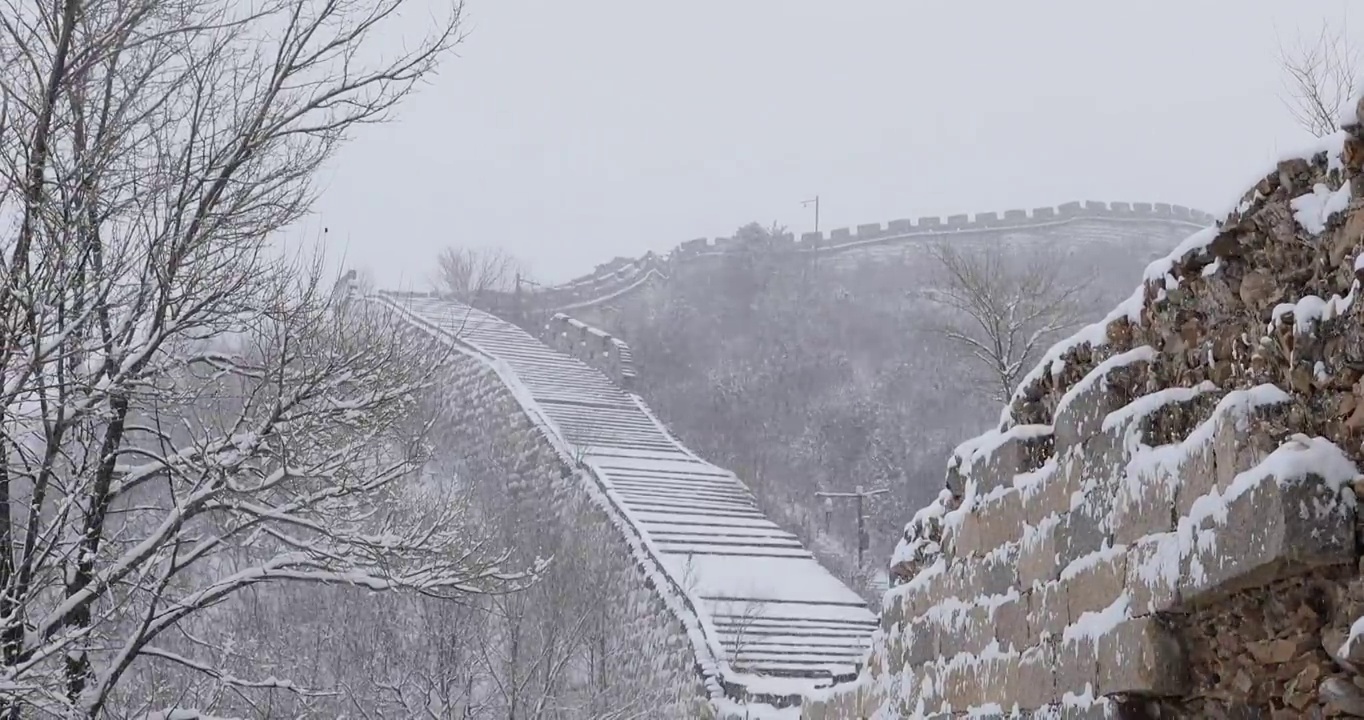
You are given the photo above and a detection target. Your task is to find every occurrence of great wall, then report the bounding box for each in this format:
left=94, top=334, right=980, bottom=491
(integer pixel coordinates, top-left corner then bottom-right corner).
left=361, top=290, right=878, bottom=719
left=491, top=200, right=1216, bottom=321
left=372, top=119, right=1364, bottom=716
left=359, top=196, right=1213, bottom=718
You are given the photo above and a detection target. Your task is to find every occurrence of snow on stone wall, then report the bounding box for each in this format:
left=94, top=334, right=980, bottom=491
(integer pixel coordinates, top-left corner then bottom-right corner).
left=804, top=119, right=1364, bottom=717
left=385, top=316, right=712, bottom=719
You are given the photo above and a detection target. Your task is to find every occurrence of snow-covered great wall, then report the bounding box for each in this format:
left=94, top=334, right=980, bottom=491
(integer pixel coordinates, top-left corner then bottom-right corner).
left=364, top=292, right=878, bottom=718
left=493, top=201, right=1216, bottom=319
left=803, top=121, right=1364, bottom=715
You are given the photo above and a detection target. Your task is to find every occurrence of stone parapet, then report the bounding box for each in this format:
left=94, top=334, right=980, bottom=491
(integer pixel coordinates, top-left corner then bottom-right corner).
left=543, top=313, right=637, bottom=388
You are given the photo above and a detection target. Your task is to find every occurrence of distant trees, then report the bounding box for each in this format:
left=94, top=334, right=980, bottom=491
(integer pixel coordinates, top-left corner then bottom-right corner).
left=435, top=246, right=527, bottom=300
left=1279, top=20, right=1359, bottom=137
left=924, top=242, right=1090, bottom=404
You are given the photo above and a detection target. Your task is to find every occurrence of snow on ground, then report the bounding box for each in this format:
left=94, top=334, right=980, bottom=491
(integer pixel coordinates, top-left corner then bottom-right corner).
left=661, top=554, right=870, bottom=608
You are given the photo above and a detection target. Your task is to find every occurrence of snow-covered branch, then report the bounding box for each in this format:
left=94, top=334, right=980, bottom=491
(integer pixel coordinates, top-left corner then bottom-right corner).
left=0, top=0, right=500, bottom=715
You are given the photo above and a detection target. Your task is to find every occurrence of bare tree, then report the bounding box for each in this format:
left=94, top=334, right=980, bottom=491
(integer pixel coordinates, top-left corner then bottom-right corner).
left=0, top=0, right=537, bottom=715
left=434, top=246, right=526, bottom=300
left=727, top=598, right=769, bottom=668
left=1279, top=20, right=1359, bottom=137
left=924, top=242, right=1090, bottom=404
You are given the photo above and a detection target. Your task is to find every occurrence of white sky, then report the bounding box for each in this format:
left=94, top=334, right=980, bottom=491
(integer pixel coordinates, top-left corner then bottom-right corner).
left=305, top=0, right=1357, bottom=287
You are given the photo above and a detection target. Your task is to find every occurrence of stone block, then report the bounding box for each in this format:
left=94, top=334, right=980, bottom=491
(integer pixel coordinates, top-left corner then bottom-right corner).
left=939, top=659, right=980, bottom=711
left=1125, top=534, right=1181, bottom=615
left=1056, top=635, right=1099, bottom=697
left=946, top=511, right=982, bottom=559
left=1053, top=363, right=1146, bottom=453
left=978, top=543, right=1019, bottom=596
left=1023, top=461, right=1077, bottom=527
left=974, top=426, right=1053, bottom=495
left=974, top=654, right=1011, bottom=708
left=1172, top=438, right=1216, bottom=520
left=1096, top=616, right=1189, bottom=697
left=856, top=223, right=882, bottom=238
left=1016, top=643, right=1058, bottom=710
left=1019, top=520, right=1060, bottom=588
left=946, top=213, right=970, bottom=227
left=1055, top=509, right=1107, bottom=574
left=887, top=218, right=913, bottom=234
left=882, top=593, right=905, bottom=632
left=911, top=616, right=943, bottom=665
left=977, top=488, right=1026, bottom=555
left=906, top=576, right=947, bottom=619
left=1212, top=412, right=1278, bottom=492
left=1112, top=466, right=1176, bottom=545
left=1077, top=424, right=1128, bottom=501
left=1064, top=550, right=1128, bottom=622
left=946, top=559, right=975, bottom=602
left=959, top=603, right=995, bottom=657
left=1180, top=464, right=1354, bottom=607
left=913, top=663, right=940, bottom=712
left=1030, top=581, right=1069, bottom=639
left=885, top=632, right=907, bottom=676
left=993, top=594, right=1032, bottom=652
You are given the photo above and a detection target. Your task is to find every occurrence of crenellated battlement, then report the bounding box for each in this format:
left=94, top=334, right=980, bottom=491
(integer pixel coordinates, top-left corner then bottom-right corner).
left=543, top=313, right=637, bottom=388
left=513, top=200, right=1215, bottom=316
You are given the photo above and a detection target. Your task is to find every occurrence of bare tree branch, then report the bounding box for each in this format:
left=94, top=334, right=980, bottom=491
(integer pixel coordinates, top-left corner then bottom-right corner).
left=431, top=246, right=525, bottom=302
left=1279, top=20, right=1359, bottom=137
left=0, top=0, right=545, bottom=716
left=925, top=241, right=1091, bottom=404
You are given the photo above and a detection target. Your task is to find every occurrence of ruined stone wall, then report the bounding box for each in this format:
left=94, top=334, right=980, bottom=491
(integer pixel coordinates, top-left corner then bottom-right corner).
left=387, top=316, right=712, bottom=719
left=804, top=119, right=1364, bottom=718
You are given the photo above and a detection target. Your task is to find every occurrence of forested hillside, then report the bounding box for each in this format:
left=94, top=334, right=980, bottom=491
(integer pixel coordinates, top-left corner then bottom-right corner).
left=610, top=214, right=1207, bottom=596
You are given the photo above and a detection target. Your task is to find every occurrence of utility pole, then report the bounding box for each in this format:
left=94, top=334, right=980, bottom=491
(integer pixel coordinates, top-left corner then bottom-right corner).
left=801, top=195, right=820, bottom=234
left=815, top=485, right=890, bottom=568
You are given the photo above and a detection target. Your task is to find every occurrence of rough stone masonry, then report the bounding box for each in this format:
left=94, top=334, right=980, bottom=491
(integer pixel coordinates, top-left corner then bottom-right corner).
left=802, top=104, right=1364, bottom=718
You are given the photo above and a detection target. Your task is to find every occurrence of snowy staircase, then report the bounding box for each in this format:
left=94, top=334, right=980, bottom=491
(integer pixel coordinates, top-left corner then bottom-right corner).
left=377, top=292, right=877, bottom=694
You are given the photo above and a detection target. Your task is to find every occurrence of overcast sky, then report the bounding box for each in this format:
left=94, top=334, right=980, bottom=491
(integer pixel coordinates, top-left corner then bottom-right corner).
left=304, top=0, right=1356, bottom=288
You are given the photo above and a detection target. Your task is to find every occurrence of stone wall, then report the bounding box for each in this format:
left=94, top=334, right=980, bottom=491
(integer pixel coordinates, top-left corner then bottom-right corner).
left=804, top=122, right=1364, bottom=717
left=384, top=310, right=712, bottom=719
left=543, top=312, right=637, bottom=388
left=510, top=200, right=1215, bottom=316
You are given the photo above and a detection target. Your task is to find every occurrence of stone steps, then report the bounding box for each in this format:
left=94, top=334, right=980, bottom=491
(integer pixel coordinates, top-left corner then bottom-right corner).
left=378, top=291, right=878, bottom=697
